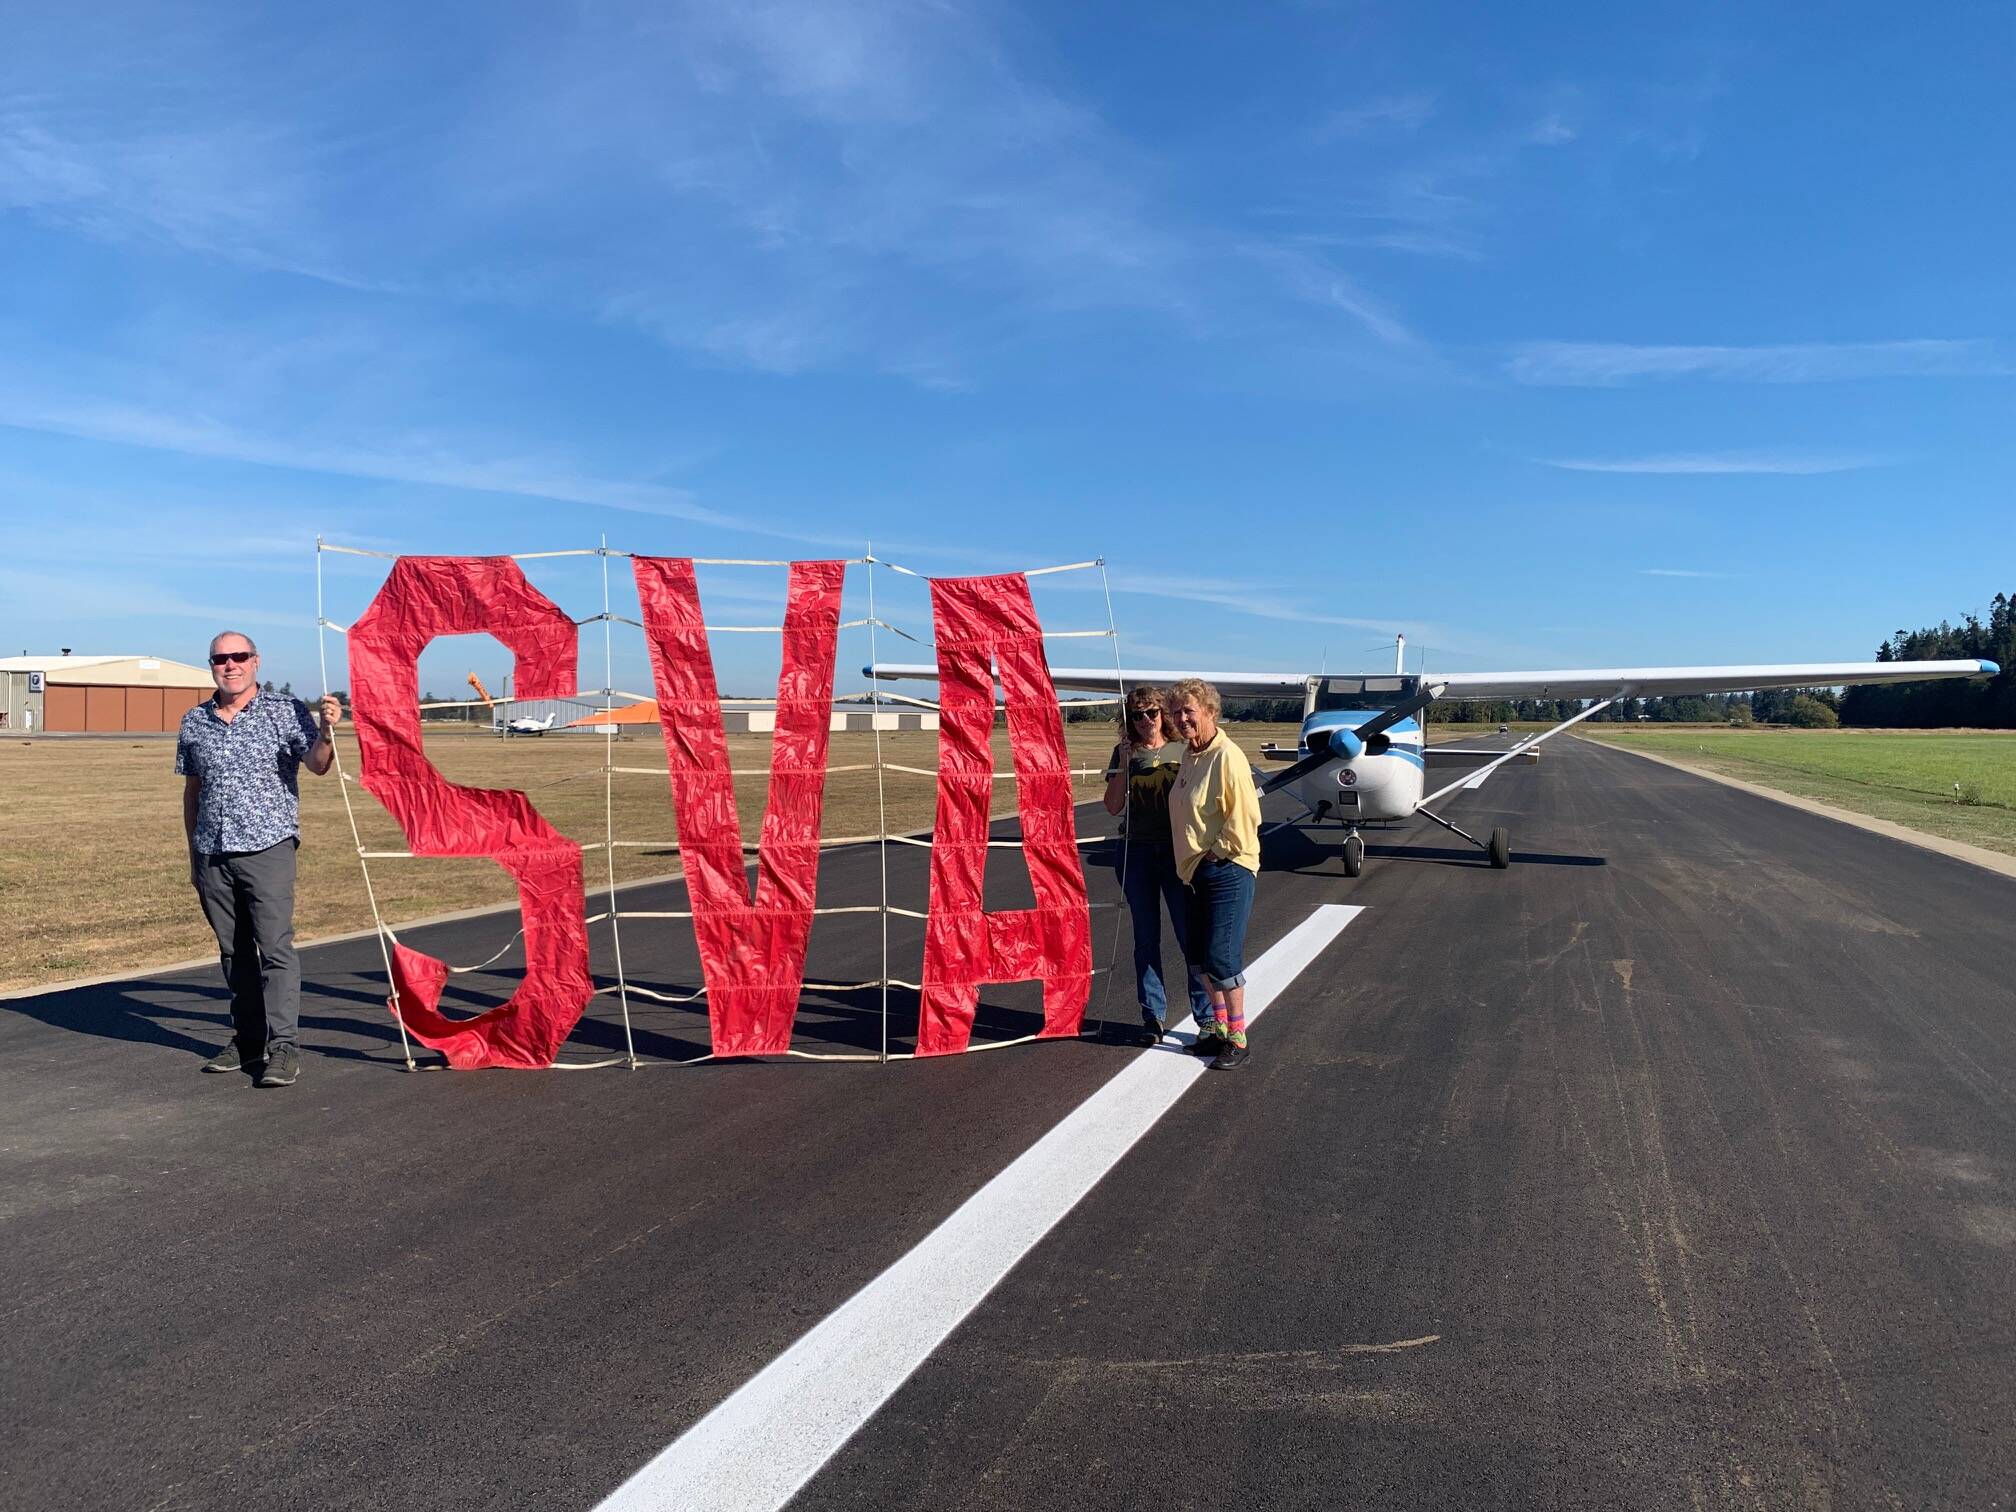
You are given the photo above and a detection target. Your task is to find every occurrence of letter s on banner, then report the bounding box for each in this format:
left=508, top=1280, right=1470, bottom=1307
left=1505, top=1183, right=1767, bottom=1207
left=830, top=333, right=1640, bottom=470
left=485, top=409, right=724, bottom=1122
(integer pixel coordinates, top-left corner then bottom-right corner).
left=348, top=557, right=593, bottom=1069
left=917, top=574, right=1091, bottom=1056
left=634, top=558, right=844, bottom=1057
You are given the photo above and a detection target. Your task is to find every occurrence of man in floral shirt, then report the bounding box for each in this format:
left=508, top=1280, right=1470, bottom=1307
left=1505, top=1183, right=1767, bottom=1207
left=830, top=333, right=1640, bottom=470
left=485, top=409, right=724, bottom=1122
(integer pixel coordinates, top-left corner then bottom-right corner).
left=176, top=631, right=340, bottom=1088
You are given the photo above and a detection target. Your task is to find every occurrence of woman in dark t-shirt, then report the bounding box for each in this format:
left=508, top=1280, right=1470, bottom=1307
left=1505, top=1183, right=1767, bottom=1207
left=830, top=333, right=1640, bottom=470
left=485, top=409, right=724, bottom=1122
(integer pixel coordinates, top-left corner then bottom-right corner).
left=1103, top=685, right=1213, bottom=1045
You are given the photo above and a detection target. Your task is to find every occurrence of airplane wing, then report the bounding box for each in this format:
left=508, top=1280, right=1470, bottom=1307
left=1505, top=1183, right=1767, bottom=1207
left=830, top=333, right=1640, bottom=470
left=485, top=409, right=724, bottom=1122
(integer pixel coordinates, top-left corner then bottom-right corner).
left=869, top=658, right=1995, bottom=700
left=865, top=663, right=1310, bottom=698
left=1432, top=660, right=1997, bottom=700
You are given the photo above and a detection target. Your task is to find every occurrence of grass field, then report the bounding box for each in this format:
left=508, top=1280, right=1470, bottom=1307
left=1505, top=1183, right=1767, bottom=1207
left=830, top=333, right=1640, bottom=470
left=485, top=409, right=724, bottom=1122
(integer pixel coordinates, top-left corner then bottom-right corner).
left=0, top=722, right=1301, bottom=993
left=1577, top=726, right=2016, bottom=858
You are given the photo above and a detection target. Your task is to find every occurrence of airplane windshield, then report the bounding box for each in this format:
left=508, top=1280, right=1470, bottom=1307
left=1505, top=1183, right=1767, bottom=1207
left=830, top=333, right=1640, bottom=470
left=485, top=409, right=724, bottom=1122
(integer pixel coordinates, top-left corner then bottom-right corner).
left=1311, top=675, right=1420, bottom=713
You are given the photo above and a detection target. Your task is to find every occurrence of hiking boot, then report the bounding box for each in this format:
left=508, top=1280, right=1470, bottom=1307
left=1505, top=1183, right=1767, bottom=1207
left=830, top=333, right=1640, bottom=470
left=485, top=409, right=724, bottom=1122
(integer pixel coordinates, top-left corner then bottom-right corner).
left=1209, top=1042, right=1252, bottom=1071
left=256, top=1043, right=301, bottom=1088
left=1135, top=1020, right=1167, bottom=1047
left=201, top=1042, right=262, bottom=1074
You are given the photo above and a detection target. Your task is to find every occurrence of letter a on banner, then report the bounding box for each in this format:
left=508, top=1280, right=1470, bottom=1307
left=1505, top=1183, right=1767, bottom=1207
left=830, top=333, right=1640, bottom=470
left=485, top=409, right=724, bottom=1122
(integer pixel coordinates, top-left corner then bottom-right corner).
left=348, top=558, right=593, bottom=1069
left=634, top=558, right=845, bottom=1057
left=917, top=574, right=1091, bottom=1056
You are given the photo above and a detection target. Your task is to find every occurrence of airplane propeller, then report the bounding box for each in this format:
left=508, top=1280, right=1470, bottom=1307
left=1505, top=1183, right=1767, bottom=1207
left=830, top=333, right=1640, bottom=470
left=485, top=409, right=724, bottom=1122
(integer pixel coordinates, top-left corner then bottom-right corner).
left=1260, top=681, right=1445, bottom=795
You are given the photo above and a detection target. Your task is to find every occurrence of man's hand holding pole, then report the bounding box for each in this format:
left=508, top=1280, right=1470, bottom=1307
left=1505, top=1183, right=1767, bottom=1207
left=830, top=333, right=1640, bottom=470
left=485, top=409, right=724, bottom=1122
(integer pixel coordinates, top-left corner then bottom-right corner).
left=308, top=695, right=341, bottom=776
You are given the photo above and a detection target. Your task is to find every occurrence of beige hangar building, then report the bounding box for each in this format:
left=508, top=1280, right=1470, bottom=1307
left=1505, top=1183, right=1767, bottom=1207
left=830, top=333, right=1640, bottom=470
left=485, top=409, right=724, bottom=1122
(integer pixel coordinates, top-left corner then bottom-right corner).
left=0, top=654, right=215, bottom=733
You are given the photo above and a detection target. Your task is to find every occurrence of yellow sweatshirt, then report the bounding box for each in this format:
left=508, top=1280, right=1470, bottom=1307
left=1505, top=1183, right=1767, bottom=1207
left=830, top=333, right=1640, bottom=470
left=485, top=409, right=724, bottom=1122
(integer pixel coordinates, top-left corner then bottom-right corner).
left=1171, top=727, right=1262, bottom=884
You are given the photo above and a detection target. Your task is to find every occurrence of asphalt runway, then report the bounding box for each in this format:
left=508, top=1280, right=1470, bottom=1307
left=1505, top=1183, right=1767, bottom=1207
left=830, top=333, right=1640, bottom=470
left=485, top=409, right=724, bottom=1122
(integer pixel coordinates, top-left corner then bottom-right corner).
left=5, top=737, right=2014, bottom=1510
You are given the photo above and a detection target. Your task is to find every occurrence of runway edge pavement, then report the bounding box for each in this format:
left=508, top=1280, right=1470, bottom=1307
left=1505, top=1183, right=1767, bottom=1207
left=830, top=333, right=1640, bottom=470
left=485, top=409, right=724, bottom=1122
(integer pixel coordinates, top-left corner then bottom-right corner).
left=4, top=739, right=2015, bottom=1509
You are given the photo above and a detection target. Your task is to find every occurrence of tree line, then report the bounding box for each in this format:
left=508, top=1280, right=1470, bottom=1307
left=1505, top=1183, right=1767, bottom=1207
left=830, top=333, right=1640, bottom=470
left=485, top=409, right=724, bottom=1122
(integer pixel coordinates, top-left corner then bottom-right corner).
left=1838, top=592, right=2015, bottom=728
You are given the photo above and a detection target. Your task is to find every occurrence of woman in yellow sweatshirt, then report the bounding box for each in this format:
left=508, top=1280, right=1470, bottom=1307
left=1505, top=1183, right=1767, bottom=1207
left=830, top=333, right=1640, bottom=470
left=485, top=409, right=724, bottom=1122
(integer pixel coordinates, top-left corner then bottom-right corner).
left=1166, top=677, right=1261, bottom=1070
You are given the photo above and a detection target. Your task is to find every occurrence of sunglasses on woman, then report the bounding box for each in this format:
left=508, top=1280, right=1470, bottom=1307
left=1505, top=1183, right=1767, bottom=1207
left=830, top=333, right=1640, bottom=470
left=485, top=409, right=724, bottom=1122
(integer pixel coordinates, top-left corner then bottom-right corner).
left=1132, top=708, right=1161, bottom=722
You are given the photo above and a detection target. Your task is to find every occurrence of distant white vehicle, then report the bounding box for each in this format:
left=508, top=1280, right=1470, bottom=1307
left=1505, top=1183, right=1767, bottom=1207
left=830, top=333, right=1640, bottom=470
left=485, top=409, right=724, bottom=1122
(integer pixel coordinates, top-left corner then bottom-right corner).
left=498, top=711, right=558, bottom=737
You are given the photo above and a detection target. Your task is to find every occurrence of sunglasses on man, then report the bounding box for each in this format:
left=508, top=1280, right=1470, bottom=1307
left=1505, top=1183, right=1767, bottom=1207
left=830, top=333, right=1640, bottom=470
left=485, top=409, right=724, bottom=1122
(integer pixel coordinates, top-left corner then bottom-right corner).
left=210, top=651, right=255, bottom=666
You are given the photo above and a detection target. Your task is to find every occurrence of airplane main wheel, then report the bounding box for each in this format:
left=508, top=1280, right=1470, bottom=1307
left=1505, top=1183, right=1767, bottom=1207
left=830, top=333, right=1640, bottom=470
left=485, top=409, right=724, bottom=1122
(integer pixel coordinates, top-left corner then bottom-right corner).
left=1488, top=827, right=1511, bottom=869
left=1342, top=834, right=1365, bottom=877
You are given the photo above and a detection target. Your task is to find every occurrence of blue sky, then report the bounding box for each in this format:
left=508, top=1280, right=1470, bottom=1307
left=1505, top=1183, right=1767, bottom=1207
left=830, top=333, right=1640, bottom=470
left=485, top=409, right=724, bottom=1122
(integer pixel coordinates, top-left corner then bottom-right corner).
left=3, top=0, right=2011, bottom=698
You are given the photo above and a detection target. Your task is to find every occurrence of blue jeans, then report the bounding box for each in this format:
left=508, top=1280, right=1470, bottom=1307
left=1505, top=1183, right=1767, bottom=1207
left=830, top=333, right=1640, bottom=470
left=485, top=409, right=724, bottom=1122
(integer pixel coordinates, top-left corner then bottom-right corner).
left=1121, top=842, right=1212, bottom=1028
left=1185, top=856, right=1256, bottom=990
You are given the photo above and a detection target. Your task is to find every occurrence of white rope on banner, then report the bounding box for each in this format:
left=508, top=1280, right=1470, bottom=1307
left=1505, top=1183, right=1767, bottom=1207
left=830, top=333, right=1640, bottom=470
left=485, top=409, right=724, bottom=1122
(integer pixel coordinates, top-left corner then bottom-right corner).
left=1095, top=557, right=1132, bottom=1033
left=317, top=534, right=418, bottom=1072
left=863, top=553, right=1102, bottom=580
left=612, top=981, right=706, bottom=1004
left=850, top=616, right=926, bottom=644
left=880, top=833, right=1105, bottom=850
left=598, top=533, right=640, bottom=1070
left=878, top=763, right=1105, bottom=779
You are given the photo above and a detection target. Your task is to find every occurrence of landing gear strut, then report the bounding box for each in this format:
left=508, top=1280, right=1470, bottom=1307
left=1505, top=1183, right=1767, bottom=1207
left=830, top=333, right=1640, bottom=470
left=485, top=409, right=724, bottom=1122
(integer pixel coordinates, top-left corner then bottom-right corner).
left=1416, top=805, right=1514, bottom=869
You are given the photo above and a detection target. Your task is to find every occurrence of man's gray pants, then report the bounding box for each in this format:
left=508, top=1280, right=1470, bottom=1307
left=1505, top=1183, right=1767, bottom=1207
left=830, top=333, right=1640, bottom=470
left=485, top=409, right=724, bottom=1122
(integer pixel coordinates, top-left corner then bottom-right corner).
left=192, top=839, right=301, bottom=1054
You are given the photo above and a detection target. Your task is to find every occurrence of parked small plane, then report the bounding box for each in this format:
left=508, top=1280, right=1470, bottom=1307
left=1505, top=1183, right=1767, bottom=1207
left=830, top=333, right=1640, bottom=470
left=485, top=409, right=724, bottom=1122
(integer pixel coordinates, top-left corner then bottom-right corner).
left=870, top=644, right=1998, bottom=875
left=500, top=711, right=558, bottom=737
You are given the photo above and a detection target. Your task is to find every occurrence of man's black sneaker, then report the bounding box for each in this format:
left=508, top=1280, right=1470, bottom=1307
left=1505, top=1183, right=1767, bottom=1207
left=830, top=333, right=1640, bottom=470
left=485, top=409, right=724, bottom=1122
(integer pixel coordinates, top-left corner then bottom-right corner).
left=1190, top=1033, right=1226, bottom=1057
left=1209, top=1042, right=1252, bottom=1071
left=1135, top=1020, right=1167, bottom=1047
left=256, top=1043, right=301, bottom=1088
left=201, top=1042, right=262, bottom=1074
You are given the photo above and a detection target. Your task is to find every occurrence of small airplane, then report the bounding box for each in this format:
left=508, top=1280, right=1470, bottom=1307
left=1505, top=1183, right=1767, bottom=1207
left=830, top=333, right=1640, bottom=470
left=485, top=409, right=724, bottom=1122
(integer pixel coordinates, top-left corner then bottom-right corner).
left=869, top=639, right=1999, bottom=875
left=499, top=711, right=558, bottom=738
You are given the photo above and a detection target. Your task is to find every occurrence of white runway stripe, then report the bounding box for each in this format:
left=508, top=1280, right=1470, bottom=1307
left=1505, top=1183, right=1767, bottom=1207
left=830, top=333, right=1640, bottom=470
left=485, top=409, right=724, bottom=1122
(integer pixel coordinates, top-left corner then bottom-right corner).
left=594, top=903, right=1366, bottom=1512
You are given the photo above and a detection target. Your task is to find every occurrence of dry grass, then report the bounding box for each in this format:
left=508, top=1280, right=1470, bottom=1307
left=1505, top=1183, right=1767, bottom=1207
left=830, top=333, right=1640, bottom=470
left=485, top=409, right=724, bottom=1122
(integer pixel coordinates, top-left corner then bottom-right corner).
left=0, top=722, right=1299, bottom=993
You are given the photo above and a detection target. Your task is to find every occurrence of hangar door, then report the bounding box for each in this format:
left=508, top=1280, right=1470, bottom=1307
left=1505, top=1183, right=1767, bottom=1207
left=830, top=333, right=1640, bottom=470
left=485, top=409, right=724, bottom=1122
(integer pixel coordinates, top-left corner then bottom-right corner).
left=39, top=685, right=204, bottom=732
left=43, top=686, right=87, bottom=731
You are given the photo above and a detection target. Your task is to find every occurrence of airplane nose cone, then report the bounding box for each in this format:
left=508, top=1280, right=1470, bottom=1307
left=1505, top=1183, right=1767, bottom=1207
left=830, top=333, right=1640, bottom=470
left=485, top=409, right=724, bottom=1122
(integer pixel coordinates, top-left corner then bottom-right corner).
left=1327, top=729, right=1364, bottom=761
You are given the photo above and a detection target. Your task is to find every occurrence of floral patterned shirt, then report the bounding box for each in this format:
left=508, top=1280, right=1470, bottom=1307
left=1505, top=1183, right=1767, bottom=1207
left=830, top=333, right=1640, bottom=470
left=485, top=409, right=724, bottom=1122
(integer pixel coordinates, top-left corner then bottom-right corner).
left=175, top=691, right=322, bottom=855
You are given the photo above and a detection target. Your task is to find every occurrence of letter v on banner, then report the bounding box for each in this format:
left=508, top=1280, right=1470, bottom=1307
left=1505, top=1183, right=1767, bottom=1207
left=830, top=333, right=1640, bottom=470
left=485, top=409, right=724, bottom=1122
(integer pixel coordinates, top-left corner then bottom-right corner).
left=917, top=574, right=1092, bottom=1056
left=348, top=557, right=593, bottom=1069
left=634, top=558, right=845, bottom=1057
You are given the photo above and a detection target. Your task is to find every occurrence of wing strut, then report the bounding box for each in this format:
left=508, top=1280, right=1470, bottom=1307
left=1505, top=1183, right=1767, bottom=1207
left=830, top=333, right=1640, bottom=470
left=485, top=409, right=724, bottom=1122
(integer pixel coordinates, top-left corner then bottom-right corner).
left=1418, top=695, right=1619, bottom=809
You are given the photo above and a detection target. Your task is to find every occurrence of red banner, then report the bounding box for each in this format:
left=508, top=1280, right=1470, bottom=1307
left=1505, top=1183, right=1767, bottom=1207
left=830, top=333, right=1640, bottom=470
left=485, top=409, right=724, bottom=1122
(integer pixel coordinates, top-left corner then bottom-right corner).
left=634, top=558, right=845, bottom=1056
left=916, top=574, right=1092, bottom=1055
left=348, top=557, right=593, bottom=1068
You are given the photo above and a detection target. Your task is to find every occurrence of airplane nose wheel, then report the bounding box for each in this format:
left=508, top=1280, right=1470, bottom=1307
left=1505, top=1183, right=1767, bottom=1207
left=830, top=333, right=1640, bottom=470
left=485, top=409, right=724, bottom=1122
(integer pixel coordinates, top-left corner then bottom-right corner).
left=1342, top=830, right=1364, bottom=877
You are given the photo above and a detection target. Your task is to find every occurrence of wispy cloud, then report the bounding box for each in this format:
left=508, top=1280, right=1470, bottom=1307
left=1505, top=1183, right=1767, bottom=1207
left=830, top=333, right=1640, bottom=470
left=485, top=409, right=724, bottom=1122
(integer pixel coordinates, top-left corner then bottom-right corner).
left=1507, top=339, right=2011, bottom=386
left=1637, top=568, right=1732, bottom=579
left=0, top=564, right=305, bottom=633
left=1535, top=450, right=1885, bottom=475
left=1311, top=94, right=1438, bottom=140
left=1110, top=572, right=1419, bottom=634
left=0, top=393, right=860, bottom=546
left=1525, top=112, right=1577, bottom=146
left=1239, top=244, right=1424, bottom=349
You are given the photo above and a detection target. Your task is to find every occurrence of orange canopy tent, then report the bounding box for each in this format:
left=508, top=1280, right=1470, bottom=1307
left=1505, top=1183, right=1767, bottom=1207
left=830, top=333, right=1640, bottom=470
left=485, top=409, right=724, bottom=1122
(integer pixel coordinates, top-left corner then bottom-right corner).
left=566, top=700, right=660, bottom=727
